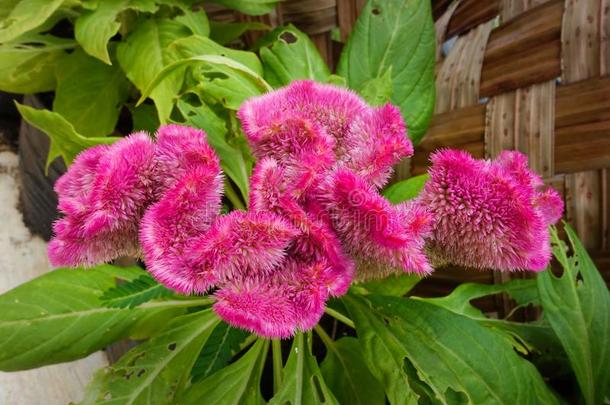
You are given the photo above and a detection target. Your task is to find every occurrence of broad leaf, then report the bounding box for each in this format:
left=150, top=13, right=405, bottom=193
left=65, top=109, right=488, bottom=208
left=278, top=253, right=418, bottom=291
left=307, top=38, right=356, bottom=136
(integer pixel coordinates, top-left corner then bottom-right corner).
left=140, top=54, right=270, bottom=110
left=320, top=337, right=385, bottom=405
left=359, top=67, right=393, bottom=106
left=338, top=0, right=436, bottom=144
left=259, top=25, right=330, bottom=88
left=180, top=339, right=268, bottom=405
left=130, top=103, right=160, bottom=133
left=0, top=265, right=203, bottom=371
left=0, top=0, right=64, bottom=43
left=0, top=34, right=74, bottom=94
left=353, top=273, right=421, bottom=297
left=538, top=225, right=610, bottom=405
left=207, top=0, right=278, bottom=16
left=343, top=294, right=559, bottom=404
left=210, top=20, right=269, bottom=45
left=383, top=174, right=429, bottom=204
left=15, top=103, right=119, bottom=168
left=75, top=0, right=158, bottom=64
left=117, top=17, right=191, bottom=122
left=191, top=322, right=250, bottom=382
left=100, top=274, right=174, bottom=309
left=82, top=310, right=220, bottom=405
left=53, top=49, right=130, bottom=137
left=269, top=332, right=339, bottom=405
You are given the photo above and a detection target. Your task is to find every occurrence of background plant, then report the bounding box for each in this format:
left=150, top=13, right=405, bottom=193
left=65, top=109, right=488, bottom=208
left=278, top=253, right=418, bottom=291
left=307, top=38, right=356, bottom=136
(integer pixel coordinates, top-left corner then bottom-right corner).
left=0, top=0, right=608, bottom=404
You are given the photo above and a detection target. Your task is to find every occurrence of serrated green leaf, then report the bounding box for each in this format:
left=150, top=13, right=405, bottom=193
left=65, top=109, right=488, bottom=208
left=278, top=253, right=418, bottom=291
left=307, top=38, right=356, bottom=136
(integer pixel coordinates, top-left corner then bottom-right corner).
left=191, top=322, right=250, bottom=382
left=537, top=225, right=610, bottom=405
left=0, top=0, right=64, bottom=43
left=383, top=174, right=429, bottom=204
left=82, top=310, right=220, bottom=405
left=209, top=20, right=269, bottom=45
left=15, top=102, right=120, bottom=168
left=117, top=17, right=191, bottom=122
left=180, top=339, right=268, bottom=405
left=174, top=6, right=209, bottom=38
left=259, top=25, right=330, bottom=88
left=100, top=274, right=174, bottom=309
left=0, top=33, right=74, bottom=94
left=269, top=332, right=339, bottom=405
left=76, top=0, right=126, bottom=65
left=207, top=0, right=278, bottom=16
left=0, top=265, right=207, bottom=371
left=53, top=49, right=130, bottom=137
left=343, top=294, right=559, bottom=404
left=338, top=0, right=435, bottom=144
left=320, top=336, right=385, bottom=405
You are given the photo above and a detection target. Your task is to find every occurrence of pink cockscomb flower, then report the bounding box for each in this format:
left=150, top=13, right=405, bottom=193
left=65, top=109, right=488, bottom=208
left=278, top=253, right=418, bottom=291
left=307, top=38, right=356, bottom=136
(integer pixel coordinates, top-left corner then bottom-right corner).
left=48, top=133, right=156, bottom=267
left=419, top=149, right=564, bottom=271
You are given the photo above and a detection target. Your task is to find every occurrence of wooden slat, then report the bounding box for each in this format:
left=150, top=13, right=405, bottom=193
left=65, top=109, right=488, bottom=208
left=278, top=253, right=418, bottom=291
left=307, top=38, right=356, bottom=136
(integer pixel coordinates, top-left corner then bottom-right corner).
left=500, top=0, right=552, bottom=22
left=433, top=0, right=455, bottom=20
left=479, top=0, right=563, bottom=97
left=565, top=171, right=604, bottom=249
left=446, top=0, right=500, bottom=39
left=435, top=0, right=461, bottom=61
left=561, top=0, right=602, bottom=81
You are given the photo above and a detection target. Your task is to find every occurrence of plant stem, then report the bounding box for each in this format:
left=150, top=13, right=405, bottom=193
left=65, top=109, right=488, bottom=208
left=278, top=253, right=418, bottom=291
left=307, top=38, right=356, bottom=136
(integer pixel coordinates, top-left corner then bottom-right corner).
left=224, top=180, right=246, bottom=210
left=141, top=297, right=214, bottom=309
left=324, top=307, right=355, bottom=329
left=313, top=325, right=336, bottom=352
left=271, top=339, right=284, bottom=393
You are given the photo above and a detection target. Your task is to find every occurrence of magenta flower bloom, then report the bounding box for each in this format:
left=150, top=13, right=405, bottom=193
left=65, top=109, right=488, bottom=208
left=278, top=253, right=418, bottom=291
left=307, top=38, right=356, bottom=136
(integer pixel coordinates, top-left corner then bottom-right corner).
left=48, top=133, right=157, bottom=267
left=419, top=150, right=564, bottom=271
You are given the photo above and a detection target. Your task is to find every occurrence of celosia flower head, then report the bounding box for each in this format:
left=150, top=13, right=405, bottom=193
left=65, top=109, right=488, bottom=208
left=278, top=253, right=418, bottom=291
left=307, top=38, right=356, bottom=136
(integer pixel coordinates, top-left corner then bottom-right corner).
left=419, top=149, right=563, bottom=271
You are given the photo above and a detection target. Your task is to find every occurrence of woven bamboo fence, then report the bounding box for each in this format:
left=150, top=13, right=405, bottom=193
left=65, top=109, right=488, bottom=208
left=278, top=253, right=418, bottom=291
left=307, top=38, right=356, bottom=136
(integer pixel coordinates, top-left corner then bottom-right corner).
left=207, top=0, right=610, bottom=311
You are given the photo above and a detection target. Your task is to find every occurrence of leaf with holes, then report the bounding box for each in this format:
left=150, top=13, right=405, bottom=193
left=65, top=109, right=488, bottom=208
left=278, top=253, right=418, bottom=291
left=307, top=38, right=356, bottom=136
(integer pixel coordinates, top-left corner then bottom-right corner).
left=259, top=25, right=330, bottom=88
left=191, top=322, right=250, bottom=383
left=343, top=294, right=559, bottom=404
left=537, top=225, right=610, bottom=405
left=0, top=264, right=204, bottom=371
left=100, top=274, right=174, bottom=309
left=269, top=332, right=339, bottom=405
left=321, top=337, right=385, bottom=405
left=338, top=0, right=436, bottom=144
left=383, top=174, right=429, bottom=204
left=179, top=339, right=268, bottom=405
left=210, top=20, right=269, bottom=45
left=82, top=310, right=220, bottom=405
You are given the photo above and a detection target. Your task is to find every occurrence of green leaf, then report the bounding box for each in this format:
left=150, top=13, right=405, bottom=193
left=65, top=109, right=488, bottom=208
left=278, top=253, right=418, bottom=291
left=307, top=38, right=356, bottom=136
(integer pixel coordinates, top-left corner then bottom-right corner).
left=270, top=332, right=339, bottom=405
left=320, top=336, right=385, bottom=405
left=343, top=294, right=559, bottom=404
left=100, top=274, right=174, bottom=309
left=383, top=174, right=429, bottom=204
left=174, top=6, right=210, bottom=38
left=359, top=66, right=393, bottom=106
left=191, top=322, right=251, bottom=382
left=259, top=25, right=330, bottom=88
left=338, top=0, right=436, bottom=144
left=0, top=0, right=64, bottom=43
left=207, top=0, right=278, bottom=16
left=0, top=265, right=205, bottom=371
left=171, top=34, right=262, bottom=74
left=117, top=17, right=191, bottom=122
left=82, top=310, right=220, bottom=405
left=353, top=273, right=422, bottom=297
left=537, top=225, right=610, bottom=405
left=180, top=339, right=268, bottom=405
left=140, top=54, right=270, bottom=110
left=0, top=34, right=74, bottom=94
left=209, top=20, right=269, bottom=45
left=176, top=98, right=251, bottom=200
left=130, top=103, right=160, bottom=133
left=53, top=49, right=129, bottom=137
left=15, top=102, right=120, bottom=168
left=74, top=0, right=158, bottom=65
